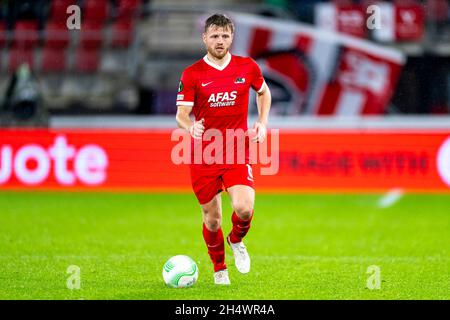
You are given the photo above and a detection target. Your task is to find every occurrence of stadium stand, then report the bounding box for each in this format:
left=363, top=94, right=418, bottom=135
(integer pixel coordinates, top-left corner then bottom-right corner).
left=0, top=0, right=146, bottom=114
left=0, top=0, right=449, bottom=116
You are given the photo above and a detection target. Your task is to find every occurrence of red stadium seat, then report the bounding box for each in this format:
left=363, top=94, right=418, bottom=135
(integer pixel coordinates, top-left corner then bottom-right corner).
left=79, top=22, right=103, bottom=49
left=74, top=47, right=100, bottom=73
left=426, top=0, right=449, bottom=22
left=41, top=47, right=67, bottom=72
left=84, top=0, right=109, bottom=24
left=111, top=19, right=134, bottom=48
left=0, top=21, right=6, bottom=48
left=12, top=20, right=39, bottom=49
left=116, top=0, right=141, bottom=18
left=394, top=0, right=420, bottom=6
left=9, top=48, right=34, bottom=73
left=44, top=21, right=70, bottom=49
left=49, top=0, right=76, bottom=23
left=332, top=0, right=353, bottom=5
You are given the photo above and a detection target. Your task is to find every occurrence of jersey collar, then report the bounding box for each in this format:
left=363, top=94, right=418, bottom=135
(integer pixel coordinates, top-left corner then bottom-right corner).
left=203, top=52, right=232, bottom=71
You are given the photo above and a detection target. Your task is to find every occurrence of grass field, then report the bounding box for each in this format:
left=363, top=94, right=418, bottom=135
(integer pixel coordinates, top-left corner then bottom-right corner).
left=0, top=191, right=449, bottom=300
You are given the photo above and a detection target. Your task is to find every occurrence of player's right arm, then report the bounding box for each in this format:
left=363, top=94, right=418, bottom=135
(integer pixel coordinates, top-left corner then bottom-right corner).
left=176, top=106, right=204, bottom=139
left=175, top=69, right=204, bottom=139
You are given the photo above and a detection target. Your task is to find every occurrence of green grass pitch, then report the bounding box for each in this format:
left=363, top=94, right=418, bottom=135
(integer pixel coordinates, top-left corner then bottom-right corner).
left=0, top=191, right=449, bottom=300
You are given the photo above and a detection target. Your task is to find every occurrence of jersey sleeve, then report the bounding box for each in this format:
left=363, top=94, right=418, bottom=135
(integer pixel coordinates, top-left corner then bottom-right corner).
left=176, top=69, right=196, bottom=107
left=250, top=59, right=265, bottom=94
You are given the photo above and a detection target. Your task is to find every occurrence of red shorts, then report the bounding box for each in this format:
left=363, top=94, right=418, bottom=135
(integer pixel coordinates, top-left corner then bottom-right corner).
left=190, top=164, right=254, bottom=205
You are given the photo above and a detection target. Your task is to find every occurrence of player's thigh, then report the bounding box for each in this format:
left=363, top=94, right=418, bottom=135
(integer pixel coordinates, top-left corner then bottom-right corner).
left=227, top=184, right=255, bottom=219
left=190, top=164, right=224, bottom=206
left=201, top=192, right=223, bottom=230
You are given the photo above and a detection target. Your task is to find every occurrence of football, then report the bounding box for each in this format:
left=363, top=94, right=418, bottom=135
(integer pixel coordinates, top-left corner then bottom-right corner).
left=162, top=255, right=199, bottom=288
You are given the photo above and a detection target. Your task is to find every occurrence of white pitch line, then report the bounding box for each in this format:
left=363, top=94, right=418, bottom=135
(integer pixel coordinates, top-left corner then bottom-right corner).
left=378, top=188, right=404, bottom=208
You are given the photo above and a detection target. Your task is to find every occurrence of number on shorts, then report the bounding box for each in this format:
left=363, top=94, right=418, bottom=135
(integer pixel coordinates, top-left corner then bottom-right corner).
left=247, top=164, right=254, bottom=181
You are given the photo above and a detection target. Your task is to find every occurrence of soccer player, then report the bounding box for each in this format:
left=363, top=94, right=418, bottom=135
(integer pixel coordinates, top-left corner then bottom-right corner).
left=175, top=13, right=271, bottom=285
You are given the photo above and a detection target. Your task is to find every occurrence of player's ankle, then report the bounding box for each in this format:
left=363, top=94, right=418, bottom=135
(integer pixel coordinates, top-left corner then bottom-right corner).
left=227, top=233, right=242, bottom=244
left=214, top=264, right=227, bottom=273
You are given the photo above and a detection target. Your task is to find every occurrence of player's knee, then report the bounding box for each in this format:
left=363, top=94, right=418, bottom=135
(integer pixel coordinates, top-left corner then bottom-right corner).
left=205, top=217, right=221, bottom=231
left=233, top=202, right=253, bottom=221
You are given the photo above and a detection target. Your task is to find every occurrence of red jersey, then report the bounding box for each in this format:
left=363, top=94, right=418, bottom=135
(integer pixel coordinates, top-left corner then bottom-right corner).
left=176, top=53, right=265, bottom=165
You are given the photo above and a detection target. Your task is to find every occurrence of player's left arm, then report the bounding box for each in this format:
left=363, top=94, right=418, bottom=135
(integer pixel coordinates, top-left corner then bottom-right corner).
left=253, top=82, right=271, bottom=143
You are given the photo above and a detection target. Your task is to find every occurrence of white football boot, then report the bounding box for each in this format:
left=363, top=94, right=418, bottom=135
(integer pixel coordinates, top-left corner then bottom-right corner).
left=214, top=269, right=231, bottom=285
left=227, top=236, right=251, bottom=274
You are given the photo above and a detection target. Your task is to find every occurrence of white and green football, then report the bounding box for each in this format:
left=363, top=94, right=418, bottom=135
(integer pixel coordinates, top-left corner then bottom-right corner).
left=162, top=255, right=198, bottom=288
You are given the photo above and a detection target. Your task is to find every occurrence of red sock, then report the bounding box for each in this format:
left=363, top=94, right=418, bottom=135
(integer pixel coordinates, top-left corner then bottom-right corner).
left=202, top=223, right=227, bottom=272
left=229, top=211, right=253, bottom=244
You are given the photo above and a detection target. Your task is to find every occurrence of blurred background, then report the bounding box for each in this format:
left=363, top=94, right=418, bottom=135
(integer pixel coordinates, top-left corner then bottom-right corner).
left=0, top=0, right=449, bottom=123
left=1, top=0, right=450, bottom=192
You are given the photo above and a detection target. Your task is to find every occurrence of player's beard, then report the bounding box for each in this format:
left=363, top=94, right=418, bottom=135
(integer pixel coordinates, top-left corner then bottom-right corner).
left=209, top=46, right=229, bottom=60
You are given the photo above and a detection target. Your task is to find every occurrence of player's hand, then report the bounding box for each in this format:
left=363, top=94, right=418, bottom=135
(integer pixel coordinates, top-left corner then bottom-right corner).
left=251, top=121, right=267, bottom=143
left=189, top=118, right=205, bottom=140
